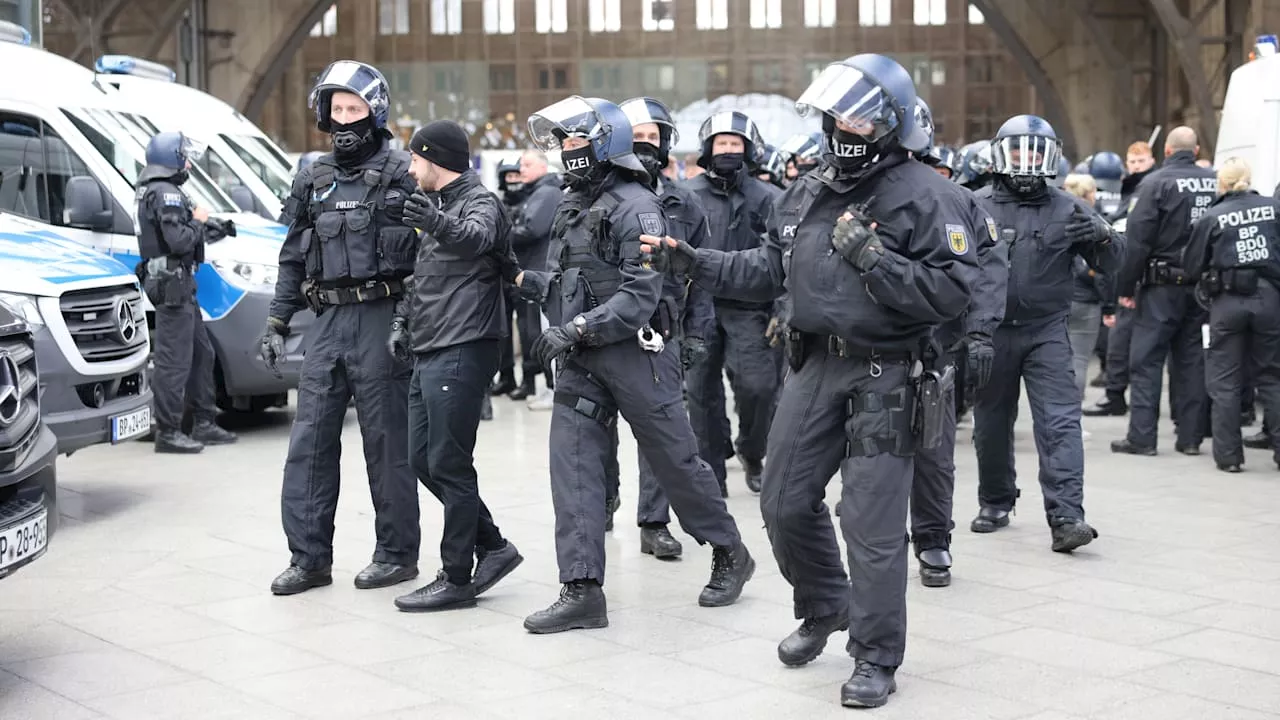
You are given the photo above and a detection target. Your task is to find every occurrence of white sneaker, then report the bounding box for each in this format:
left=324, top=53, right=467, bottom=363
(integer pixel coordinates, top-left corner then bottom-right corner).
left=527, top=389, right=554, bottom=411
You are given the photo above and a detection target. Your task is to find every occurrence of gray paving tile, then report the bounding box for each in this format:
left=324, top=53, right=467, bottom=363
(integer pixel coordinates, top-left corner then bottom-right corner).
left=796, top=674, right=1040, bottom=719
left=1169, top=602, right=1280, bottom=642
left=1092, top=693, right=1280, bottom=720
left=0, top=669, right=103, bottom=719
left=677, top=686, right=857, bottom=719
left=1151, top=628, right=1280, bottom=676
left=443, top=616, right=624, bottom=669
left=82, top=679, right=300, bottom=720
left=967, top=627, right=1178, bottom=677
left=925, top=657, right=1158, bottom=715
left=135, top=631, right=330, bottom=683
left=0, top=620, right=120, bottom=664
left=227, top=663, right=434, bottom=718
left=1187, top=579, right=1280, bottom=610
left=267, top=618, right=455, bottom=666
left=590, top=606, right=752, bottom=655
left=186, top=593, right=360, bottom=635
left=1123, top=658, right=1280, bottom=715
left=906, top=602, right=1029, bottom=644
left=1028, top=577, right=1218, bottom=616
left=3, top=648, right=193, bottom=701
left=110, top=568, right=262, bottom=608
left=367, top=647, right=572, bottom=706
left=490, top=686, right=682, bottom=720
left=547, top=650, right=763, bottom=710
left=61, top=603, right=235, bottom=650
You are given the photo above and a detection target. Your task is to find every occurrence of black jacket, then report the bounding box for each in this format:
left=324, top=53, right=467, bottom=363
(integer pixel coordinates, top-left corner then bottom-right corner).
left=509, top=172, right=563, bottom=272
left=398, top=171, right=517, bottom=354
left=685, top=168, right=782, bottom=311
left=1116, top=151, right=1217, bottom=293
left=1184, top=189, right=1280, bottom=287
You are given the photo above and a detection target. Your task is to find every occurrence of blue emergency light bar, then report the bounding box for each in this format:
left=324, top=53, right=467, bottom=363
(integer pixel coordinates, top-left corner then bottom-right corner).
left=1256, top=34, right=1278, bottom=57
left=0, top=21, right=32, bottom=46
left=94, top=54, right=177, bottom=82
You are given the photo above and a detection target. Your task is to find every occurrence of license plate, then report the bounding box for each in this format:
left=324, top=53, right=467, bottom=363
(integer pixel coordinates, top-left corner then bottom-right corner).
left=111, top=406, right=152, bottom=443
left=0, top=509, right=47, bottom=572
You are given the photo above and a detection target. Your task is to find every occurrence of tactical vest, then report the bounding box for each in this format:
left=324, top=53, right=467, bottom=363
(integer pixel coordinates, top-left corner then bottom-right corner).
left=302, top=153, right=416, bottom=285
left=556, top=190, right=625, bottom=305
left=135, top=181, right=204, bottom=265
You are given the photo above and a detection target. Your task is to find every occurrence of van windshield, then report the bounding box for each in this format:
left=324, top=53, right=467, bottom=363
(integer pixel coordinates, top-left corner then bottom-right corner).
left=221, top=134, right=293, bottom=200
left=247, top=134, right=293, bottom=174
left=61, top=107, right=237, bottom=213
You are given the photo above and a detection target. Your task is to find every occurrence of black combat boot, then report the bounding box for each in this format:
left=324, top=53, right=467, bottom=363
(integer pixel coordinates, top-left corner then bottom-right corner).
left=490, top=375, right=517, bottom=396
left=473, top=541, right=523, bottom=595
left=270, top=565, right=332, bottom=595
left=508, top=376, right=536, bottom=400
left=604, top=495, right=620, bottom=532
left=394, top=571, right=477, bottom=612
left=353, top=562, right=418, bottom=590
left=1218, top=463, right=1243, bottom=473
left=777, top=613, right=848, bottom=666
left=640, top=525, right=682, bottom=559
left=191, top=421, right=237, bottom=445
left=155, top=429, right=204, bottom=454
left=969, top=506, right=1010, bottom=533
left=698, top=542, right=755, bottom=607
left=1049, top=517, right=1098, bottom=553
left=1245, top=430, right=1271, bottom=449
left=742, top=458, right=763, bottom=493
left=913, top=534, right=952, bottom=587
left=1175, top=443, right=1201, bottom=456
left=841, top=659, right=897, bottom=708
left=1110, top=438, right=1156, bottom=456
left=524, top=579, right=608, bottom=634
left=1083, top=393, right=1127, bottom=416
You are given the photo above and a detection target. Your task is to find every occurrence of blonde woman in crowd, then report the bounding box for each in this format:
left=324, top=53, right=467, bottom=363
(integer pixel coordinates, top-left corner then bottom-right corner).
left=1063, top=174, right=1112, bottom=407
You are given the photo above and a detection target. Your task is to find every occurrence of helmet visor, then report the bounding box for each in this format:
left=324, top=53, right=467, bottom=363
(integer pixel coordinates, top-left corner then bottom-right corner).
left=779, top=132, right=820, bottom=159
left=992, top=135, right=1062, bottom=177
left=181, top=135, right=207, bottom=162
left=796, top=64, right=900, bottom=142
left=528, top=97, right=603, bottom=152
left=308, top=61, right=384, bottom=109
left=622, top=99, right=679, bottom=144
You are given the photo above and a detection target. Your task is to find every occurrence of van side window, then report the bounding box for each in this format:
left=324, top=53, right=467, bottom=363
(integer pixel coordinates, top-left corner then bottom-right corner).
left=41, top=125, right=95, bottom=228
left=199, top=148, right=241, bottom=196
left=0, top=112, right=51, bottom=223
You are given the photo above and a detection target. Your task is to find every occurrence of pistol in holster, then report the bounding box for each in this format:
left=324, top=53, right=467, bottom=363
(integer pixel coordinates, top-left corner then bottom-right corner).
left=915, top=363, right=955, bottom=451
left=301, top=278, right=325, bottom=315
left=785, top=328, right=806, bottom=371
left=143, top=257, right=192, bottom=308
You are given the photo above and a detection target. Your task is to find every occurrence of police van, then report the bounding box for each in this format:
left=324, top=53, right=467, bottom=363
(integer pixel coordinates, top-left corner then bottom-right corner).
left=94, top=55, right=295, bottom=222
left=1215, top=34, right=1280, bottom=195
left=0, top=23, right=312, bottom=416
left=0, top=296, right=58, bottom=580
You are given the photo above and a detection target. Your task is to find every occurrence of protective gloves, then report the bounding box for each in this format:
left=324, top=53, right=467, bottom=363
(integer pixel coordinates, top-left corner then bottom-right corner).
left=830, top=209, right=885, bottom=272
left=1065, top=209, right=1111, bottom=245
left=966, top=334, right=995, bottom=391
left=388, top=316, right=412, bottom=364
left=532, top=323, right=579, bottom=373
left=681, top=336, right=709, bottom=369
left=650, top=237, right=699, bottom=276
left=259, top=316, right=288, bottom=376
left=402, top=191, right=438, bottom=231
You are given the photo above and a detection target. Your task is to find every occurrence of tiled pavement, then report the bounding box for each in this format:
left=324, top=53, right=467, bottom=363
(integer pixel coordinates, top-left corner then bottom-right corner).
left=3, top=383, right=1280, bottom=719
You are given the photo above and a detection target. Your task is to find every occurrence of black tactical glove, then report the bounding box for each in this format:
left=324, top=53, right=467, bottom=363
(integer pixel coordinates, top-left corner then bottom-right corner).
left=259, top=317, right=288, bottom=376
left=1065, top=209, right=1110, bottom=245
left=532, top=323, right=579, bottom=373
left=831, top=208, right=885, bottom=272
left=681, top=336, right=709, bottom=369
left=966, top=334, right=995, bottom=391
left=403, top=191, right=438, bottom=231
left=517, top=271, right=549, bottom=303
left=650, top=237, right=698, bottom=276
left=388, top=316, right=412, bottom=364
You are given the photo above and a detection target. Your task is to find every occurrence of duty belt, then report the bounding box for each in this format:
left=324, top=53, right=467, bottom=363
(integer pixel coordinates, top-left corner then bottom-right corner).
left=814, top=333, right=914, bottom=363
left=313, top=279, right=404, bottom=307
left=1143, top=259, right=1190, bottom=286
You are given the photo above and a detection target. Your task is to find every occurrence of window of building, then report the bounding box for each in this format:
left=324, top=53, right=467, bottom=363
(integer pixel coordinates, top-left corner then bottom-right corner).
left=536, top=0, right=568, bottom=33
left=431, top=0, right=462, bottom=35
left=696, top=0, right=729, bottom=30
left=966, top=55, right=994, bottom=84
left=378, top=0, right=410, bottom=35
left=804, top=0, right=836, bottom=27
left=538, top=66, right=570, bottom=89
left=858, top=0, right=890, bottom=27
left=911, top=59, right=930, bottom=87
left=914, top=0, right=945, bottom=26
left=641, top=62, right=676, bottom=91
left=643, top=0, right=675, bottom=31
left=968, top=4, right=985, bottom=24
left=309, top=3, right=337, bottom=37
left=750, top=60, right=786, bottom=90
left=931, top=60, right=946, bottom=86
left=588, top=0, right=621, bottom=32
left=586, top=65, right=623, bottom=93
left=484, top=0, right=515, bottom=34
left=805, top=59, right=831, bottom=82
left=434, top=68, right=464, bottom=93
left=707, top=60, right=730, bottom=93
left=750, top=0, right=782, bottom=28
left=489, top=64, right=516, bottom=91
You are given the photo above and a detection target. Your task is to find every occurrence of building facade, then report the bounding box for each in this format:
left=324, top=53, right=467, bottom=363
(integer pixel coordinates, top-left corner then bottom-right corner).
left=261, top=0, right=1039, bottom=155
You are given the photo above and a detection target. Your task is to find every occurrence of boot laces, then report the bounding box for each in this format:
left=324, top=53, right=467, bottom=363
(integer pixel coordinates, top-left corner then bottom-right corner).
left=709, top=547, right=734, bottom=586
left=852, top=659, right=879, bottom=679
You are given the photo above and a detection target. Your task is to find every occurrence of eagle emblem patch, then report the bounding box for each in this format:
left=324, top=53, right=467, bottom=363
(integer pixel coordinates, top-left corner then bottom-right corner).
left=638, top=212, right=663, bottom=236
left=985, top=217, right=998, bottom=243
left=946, top=224, right=969, bottom=255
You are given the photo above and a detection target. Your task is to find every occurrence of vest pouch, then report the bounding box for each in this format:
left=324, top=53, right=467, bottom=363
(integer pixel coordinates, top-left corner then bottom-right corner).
left=314, top=211, right=353, bottom=281
left=342, top=207, right=378, bottom=278
left=376, top=226, right=417, bottom=277
left=299, top=228, right=322, bottom=278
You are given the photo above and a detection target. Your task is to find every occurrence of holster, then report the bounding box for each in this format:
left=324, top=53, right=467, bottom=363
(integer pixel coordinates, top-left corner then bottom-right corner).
left=301, top=279, right=324, bottom=315
left=651, top=296, right=679, bottom=340
left=785, top=328, right=806, bottom=371
left=143, top=257, right=192, bottom=308
left=1143, top=259, right=1190, bottom=286
left=1221, top=268, right=1260, bottom=295
left=915, top=364, right=955, bottom=451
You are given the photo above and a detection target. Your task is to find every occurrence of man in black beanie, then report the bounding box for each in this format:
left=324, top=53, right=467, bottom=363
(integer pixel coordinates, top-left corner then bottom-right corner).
left=389, top=119, right=526, bottom=612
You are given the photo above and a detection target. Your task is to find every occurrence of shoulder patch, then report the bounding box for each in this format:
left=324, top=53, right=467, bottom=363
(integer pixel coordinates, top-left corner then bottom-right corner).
left=385, top=189, right=403, bottom=203
left=638, top=211, right=664, bottom=236
left=985, top=217, right=998, bottom=243
left=161, top=192, right=185, bottom=208
left=945, top=223, right=969, bottom=255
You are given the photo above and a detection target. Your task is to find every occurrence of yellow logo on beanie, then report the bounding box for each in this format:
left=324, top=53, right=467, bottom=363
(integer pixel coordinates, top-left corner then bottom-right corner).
left=420, top=144, right=430, bottom=153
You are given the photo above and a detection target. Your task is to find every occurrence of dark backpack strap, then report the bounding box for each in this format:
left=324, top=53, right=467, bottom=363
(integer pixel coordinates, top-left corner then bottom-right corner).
left=372, top=152, right=409, bottom=210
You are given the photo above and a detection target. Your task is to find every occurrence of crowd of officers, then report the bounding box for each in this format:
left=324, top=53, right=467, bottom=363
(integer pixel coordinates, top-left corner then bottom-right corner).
left=128, top=51, right=1280, bottom=710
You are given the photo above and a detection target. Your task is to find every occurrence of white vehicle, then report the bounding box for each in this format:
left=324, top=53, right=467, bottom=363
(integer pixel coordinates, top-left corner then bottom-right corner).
left=0, top=24, right=312, bottom=416
left=1215, top=34, right=1280, bottom=195
left=94, top=54, right=295, bottom=221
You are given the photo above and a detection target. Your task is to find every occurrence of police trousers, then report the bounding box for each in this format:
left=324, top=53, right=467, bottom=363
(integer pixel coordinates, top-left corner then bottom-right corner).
left=761, top=346, right=915, bottom=668
left=1068, top=302, right=1102, bottom=402
left=911, top=360, right=957, bottom=552
left=152, top=296, right=216, bottom=432
left=605, top=427, right=674, bottom=526
left=1206, top=284, right=1280, bottom=467
left=410, top=340, right=507, bottom=584
left=1125, top=285, right=1208, bottom=449
left=974, top=316, right=1086, bottom=523
left=549, top=340, right=740, bottom=584
left=280, top=299, right=419, bottom=571
left=1103, top=305, right=1134, bottom=396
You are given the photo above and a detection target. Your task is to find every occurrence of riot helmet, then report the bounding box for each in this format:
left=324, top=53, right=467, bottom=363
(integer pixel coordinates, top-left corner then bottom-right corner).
left=1086, top=151, right=1124, bottom=189
left=496, top=156, right=524, bottom=196
left=755, top=144, right=788, bottom=188
left=796, top=54, right=924, bottom=173
left=696, top=110, right=764, bottom=181
left=1048, top=156, right=1072, bottom=187
left=914, top=98, right=956, bottom=179
left=780, top=131, right=823, bottom=178
left=140, top=131, right=206, bottom=184
left=955, top=140, right=993, bottom=187
left=621, top=96, right=679, bottom=180
left=990, top=114, right=1062, bottom=194
left=528, top=95, right=646, bottom=188
left=308, top=60, right=391, bottom=164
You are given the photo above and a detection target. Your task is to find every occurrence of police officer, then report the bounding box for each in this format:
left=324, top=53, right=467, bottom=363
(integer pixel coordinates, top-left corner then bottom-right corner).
left=136, top=131, right=238, bottom=454
left=1183, top=157, right=1280, bottom=472
left=491, top=157, right=526, bottom=397
left=910, top=99, right=1007, bottom=588
left=1111, top=126, right=1217, bottom=456
left=506, top=150, right=564, bottom=403
left=516, top=96, right=755, bottom=634
left=262, top=61, right=421, bottom=596
left=755, top=144, right=789, bottom=189
left=644, top=54, right=979, bottom=708
left=390, top=120, right=524, bottom=612
left=1088, top=151, right=1126, bottom=216
left=1049, top=157, right=1072, bottom=188
left=597, top=96, right=718, bottom=559
left=956, top=140, right=994, bottom=191
left=684, top=110, right=784, bottom=494
left=969, top=115, right=1121, bottom=552
left=779, top=131, right=823, bottom=184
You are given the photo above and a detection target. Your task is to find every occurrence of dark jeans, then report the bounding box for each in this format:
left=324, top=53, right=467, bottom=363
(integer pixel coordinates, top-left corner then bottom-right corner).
left=409, top=339, right=506, bottom=584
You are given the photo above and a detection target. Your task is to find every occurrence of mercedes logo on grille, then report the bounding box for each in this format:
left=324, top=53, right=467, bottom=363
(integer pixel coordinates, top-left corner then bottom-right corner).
left=0, top=352, right=21, bottom=427
left=114, top=298, right=138, bottom=345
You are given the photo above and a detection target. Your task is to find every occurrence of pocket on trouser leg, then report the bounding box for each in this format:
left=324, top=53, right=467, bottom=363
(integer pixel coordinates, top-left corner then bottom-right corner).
left=844, top=386, right=916, bottom=460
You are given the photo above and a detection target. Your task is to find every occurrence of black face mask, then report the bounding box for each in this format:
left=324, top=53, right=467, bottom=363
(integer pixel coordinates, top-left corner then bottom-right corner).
left=828, top=128, right=877, bottom=171
left=795, top=161, right=819, bottom=176
left=505, top=181, right=525, bottom=195
left=171, top=169, right=189, bottom=186
left=1005, top=175, right=1047, bottom=195
left=561, top=145, right=597, bottom=187
left=331, top=115, right=379, bottom=165
left=710, top=152, right=745, bottom=177
left=633, top=142, right=666, bottom=183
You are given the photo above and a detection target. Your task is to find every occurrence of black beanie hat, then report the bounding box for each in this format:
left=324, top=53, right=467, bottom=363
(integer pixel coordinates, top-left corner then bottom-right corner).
left=410, top=120, right=471, bottom=173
